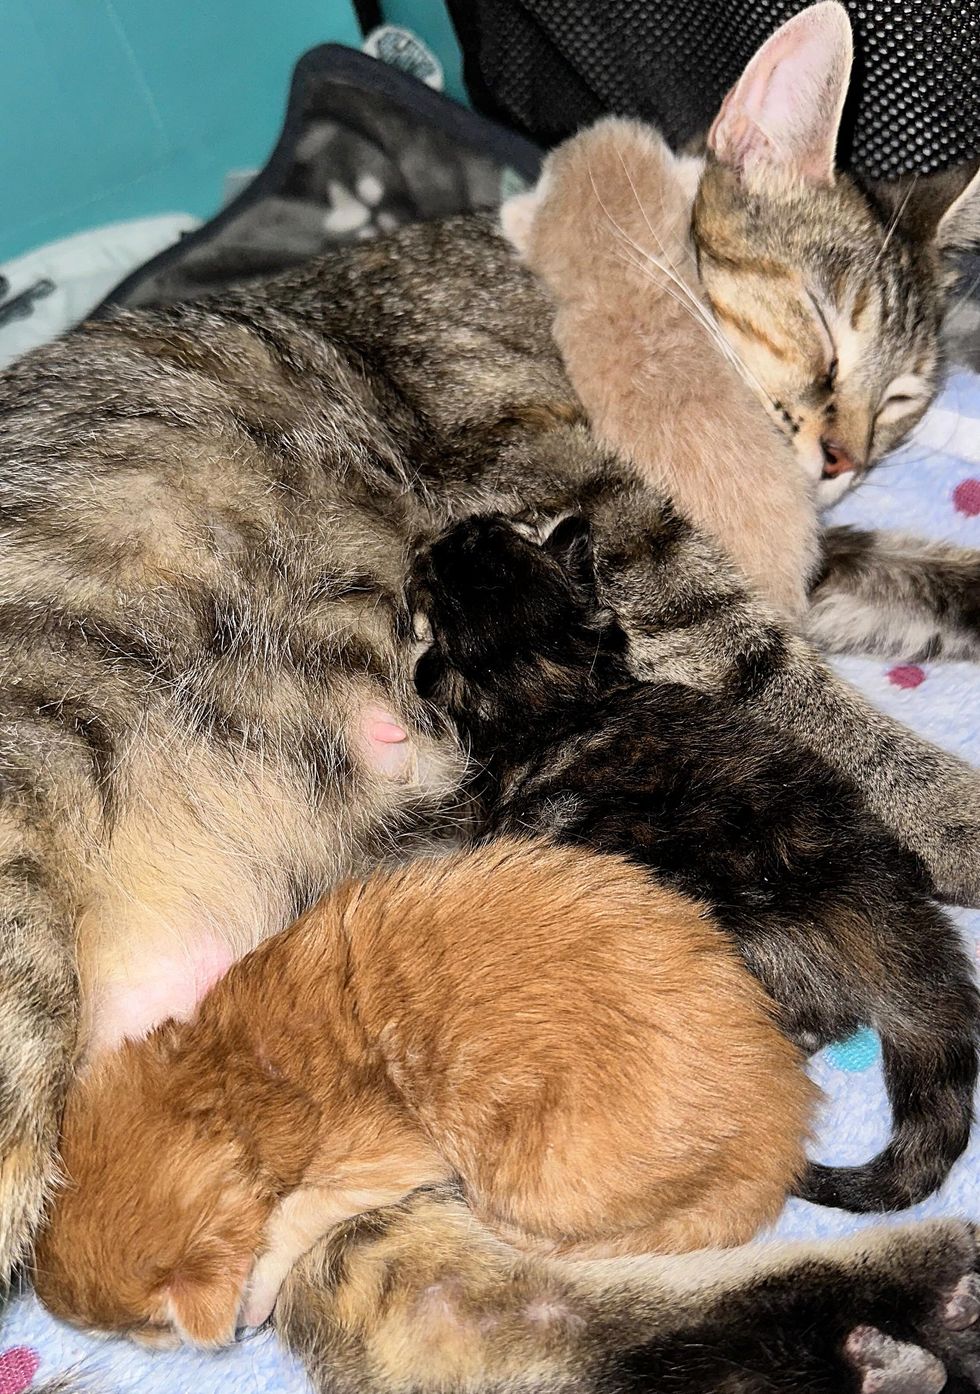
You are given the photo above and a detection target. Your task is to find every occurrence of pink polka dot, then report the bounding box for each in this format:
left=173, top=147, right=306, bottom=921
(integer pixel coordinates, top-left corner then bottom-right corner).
left=0, top=1347, right=40, bottom=1394
left=887, top=664, right=926, bottom=689
left=953, top=478, right=980, bottom=516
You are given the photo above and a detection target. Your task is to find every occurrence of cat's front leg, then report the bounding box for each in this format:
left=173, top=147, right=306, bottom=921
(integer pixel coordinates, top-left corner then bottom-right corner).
left=493, top=433, right=980, bottom=904
left=248, top=1166, right=445, bottom=1331
left=242, top=1186, right=355, bottom=1331
left=808, top=526, right=980, bottom=661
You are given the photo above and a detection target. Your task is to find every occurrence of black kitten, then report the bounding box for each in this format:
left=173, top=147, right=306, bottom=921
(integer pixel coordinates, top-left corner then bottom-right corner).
left=409, top=513, right=979, bottom=1214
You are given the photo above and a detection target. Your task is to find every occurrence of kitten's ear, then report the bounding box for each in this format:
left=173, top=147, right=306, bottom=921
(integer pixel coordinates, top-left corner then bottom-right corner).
left=541, top=515, right=597, bottom=589
left=500, top=181, right=545, bottom=256
left=499, top=167, right=552, bottom=256
left=936, top=165, right=980, bottom=255
left=162, top=1245, right=250, bottom=1348
left=708, top=1, right=852, bottom=187
left=868, top=161, right=980, bottom=254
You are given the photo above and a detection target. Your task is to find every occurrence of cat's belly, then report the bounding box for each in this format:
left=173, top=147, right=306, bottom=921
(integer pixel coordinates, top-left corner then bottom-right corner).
left=75, top=816, right=307, bottom=1062
left=76, top=701, right=466, bottom=1059
left=83, top=932, right=237, bottom=1055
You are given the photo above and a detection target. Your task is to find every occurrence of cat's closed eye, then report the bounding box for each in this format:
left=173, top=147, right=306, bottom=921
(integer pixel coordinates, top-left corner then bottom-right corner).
left=875, top=375, right=930, bottom=426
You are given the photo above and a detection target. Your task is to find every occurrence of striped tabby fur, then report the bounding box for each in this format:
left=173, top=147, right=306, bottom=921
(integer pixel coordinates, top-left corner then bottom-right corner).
left=811, top=528, right=980, bottom=662
left=1, top=212, right=979, bottom=1394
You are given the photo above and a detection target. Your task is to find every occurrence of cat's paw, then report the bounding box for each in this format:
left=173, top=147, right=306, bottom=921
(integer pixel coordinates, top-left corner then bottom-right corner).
left=645, top=1220, right=980, bottom=1394
left=921, top=815, right=980, bottom=909
left=887, top=1233, right=980, bottom=1387
left=827, top=1221, right=980, bottom=1392
left=845, top=1326, right=946, bottom=1394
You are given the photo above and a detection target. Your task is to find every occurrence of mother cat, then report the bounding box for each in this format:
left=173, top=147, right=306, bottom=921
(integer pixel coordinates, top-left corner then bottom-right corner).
left=5, top=13, right=980, bottom=1394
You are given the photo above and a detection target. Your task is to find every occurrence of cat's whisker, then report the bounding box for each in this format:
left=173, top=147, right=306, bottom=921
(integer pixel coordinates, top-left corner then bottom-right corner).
left=598, top=176, right=727, bottom=349
left=614, top=149, right=699, bottom=297
left=612, top=241, right=778, bottom=410
left=590, top=158, right=780, bottom=410
left=609, top=244, right=724, bottom=354
left=598, top=205, right=760, bottom=395
left=872, top=176, right=918, bottom=272
left=585, top=160, right=709, bottom=322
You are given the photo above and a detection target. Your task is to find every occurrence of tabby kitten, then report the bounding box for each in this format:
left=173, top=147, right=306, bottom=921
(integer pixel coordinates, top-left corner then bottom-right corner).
left=409, top=513, right=979, bottom=1213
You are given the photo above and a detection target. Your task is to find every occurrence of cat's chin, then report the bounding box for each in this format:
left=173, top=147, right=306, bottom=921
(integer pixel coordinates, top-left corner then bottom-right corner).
left=817, top=470, right=859, bottom=507
left=795, top=440, right=858, bottom=507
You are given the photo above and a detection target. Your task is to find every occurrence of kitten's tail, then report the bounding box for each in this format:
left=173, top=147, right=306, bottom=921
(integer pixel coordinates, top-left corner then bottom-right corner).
left=795, top=902, right=978, bottom=1213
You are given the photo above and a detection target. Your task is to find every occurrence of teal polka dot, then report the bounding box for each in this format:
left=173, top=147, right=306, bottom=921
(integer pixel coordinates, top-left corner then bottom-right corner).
left=825, top=1027, right=881, bottom=1072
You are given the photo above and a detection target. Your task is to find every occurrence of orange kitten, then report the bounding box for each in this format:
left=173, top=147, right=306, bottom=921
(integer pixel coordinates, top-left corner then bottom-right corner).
left=36, top=839, right=813, bottom=1347
left=501, top=117, right=820, bottom=620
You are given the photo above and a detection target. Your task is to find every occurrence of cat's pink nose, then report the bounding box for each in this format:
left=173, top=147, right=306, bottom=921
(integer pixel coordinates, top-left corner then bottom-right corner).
left=820, top=439, right=858, bottom=478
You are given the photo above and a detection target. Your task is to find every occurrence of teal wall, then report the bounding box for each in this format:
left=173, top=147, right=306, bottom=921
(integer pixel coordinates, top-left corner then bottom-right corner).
left=0, top=0, right=469, bottom=264
left=0, top=0, right=364, bottom=261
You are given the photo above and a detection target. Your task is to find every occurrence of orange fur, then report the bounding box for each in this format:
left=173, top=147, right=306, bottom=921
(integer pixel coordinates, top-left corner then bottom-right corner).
left=35, top=839, right=814, bottom=1346
left=501, top=118, right=820, bottom=619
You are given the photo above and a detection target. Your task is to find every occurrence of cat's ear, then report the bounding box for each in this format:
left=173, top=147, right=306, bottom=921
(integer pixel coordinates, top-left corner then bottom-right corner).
left=541, top=515, right=597, bottom=589
left=868, top=162, right=980, bottom=256
left=708, top=2, right=852, bottom=187
left=935, top=165, right=980, bottom=255
left=160, top=1241, right=251, bottom=1348
left=500, top=188, right=542, bottom=256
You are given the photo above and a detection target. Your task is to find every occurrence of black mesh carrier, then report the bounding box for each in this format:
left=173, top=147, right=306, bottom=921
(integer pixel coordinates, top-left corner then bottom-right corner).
left=445, top=0, right=980, bottom=178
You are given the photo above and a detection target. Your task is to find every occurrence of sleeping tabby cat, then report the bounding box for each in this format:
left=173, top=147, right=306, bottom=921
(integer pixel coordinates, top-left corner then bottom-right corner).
left=409, top=511, right=979, bottom=1213
left=501, top=1, right=980, bottom=649
left=1, top=9, right=979, bottom=1391
left=692, top=2, right=980, bottom=660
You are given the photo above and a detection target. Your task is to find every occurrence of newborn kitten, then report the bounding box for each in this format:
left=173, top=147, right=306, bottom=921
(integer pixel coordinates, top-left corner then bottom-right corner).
left=501, top=116, right=820, bottom=621
left=410, top=515, right=979, bottom=1214
left=35, top=840, right=812, bottom=1347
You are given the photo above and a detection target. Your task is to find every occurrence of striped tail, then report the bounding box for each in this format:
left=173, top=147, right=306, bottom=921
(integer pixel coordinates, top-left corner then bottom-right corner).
left=796, top=902, right=978, bottom=1213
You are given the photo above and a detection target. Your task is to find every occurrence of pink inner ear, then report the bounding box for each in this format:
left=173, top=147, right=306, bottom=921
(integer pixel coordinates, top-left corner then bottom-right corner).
left=709, top=2, right=852, bottom=185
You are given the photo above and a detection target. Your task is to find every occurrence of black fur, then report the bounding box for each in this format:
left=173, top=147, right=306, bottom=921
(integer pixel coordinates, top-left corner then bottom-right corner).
left=410, top=513, right=980, bottom=1213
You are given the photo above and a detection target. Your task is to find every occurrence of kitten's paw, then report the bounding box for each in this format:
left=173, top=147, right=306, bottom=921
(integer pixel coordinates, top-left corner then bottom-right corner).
left=944, top=1272, right=980, bottom=1330
left=239, top=1269, right=281, bottom=1331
